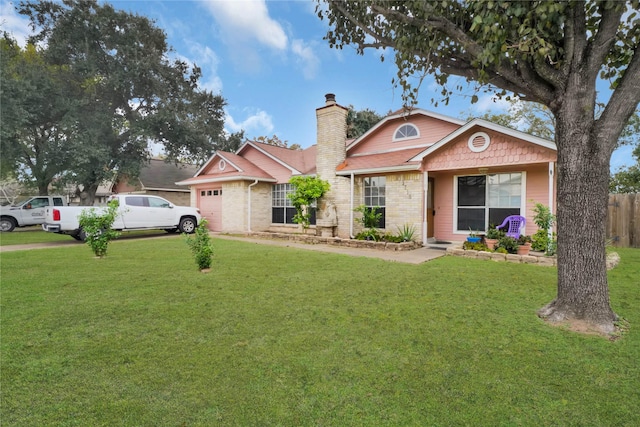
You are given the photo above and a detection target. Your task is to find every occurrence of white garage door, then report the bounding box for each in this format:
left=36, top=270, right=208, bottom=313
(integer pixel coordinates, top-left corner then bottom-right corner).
left=199, top=188, right=222, bottom=231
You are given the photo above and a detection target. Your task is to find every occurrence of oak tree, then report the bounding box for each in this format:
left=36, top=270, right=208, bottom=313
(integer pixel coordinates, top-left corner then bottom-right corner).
left=319, top=0, right=640, bottom=334
left=16, top=0, right=229, bottom=204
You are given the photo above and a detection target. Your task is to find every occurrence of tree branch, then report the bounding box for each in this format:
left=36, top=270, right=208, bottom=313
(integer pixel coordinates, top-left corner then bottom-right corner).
left=587, top=3, right=625, bottom=77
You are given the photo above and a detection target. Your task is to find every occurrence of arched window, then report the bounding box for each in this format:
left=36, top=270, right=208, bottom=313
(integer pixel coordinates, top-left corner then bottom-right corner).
left=393, top=123, right=419, bottom=141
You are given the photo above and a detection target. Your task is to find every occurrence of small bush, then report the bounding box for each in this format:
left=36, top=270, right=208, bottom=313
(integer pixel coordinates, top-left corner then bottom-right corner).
left=396, top=223, right=416, bottom=242
left=78, top=200, right=121, bottom=257
left=185, top=219, right=214, bottom=270
left=463, top=241, right=490, bottom=251
left=497, top=236, right=518, bottom=254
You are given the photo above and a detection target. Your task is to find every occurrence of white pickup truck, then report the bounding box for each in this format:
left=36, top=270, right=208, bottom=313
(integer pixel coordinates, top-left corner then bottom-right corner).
left=42, top=194, right=202, bottom=240
left=1, top=195, right=67, bottom=232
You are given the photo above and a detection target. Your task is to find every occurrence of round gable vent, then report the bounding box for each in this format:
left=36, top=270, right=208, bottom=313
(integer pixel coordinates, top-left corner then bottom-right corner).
left=218, top=159, right=226, bottom=171
left=468, top=132, right=490, bottom=152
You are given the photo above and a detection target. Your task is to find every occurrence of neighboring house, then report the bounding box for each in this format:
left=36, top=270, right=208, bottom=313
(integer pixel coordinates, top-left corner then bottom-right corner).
left=177, top=94, right=557, bottom=244
left=113, top=158, right=197, bottom=206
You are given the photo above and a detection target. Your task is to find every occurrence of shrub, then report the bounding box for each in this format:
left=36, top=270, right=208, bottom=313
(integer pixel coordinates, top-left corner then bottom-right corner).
left=184, top=219, right=214, bottom=270
left=396, top=223, right=416, bottom=242
left=497, top=236, right=518, bottom=254
left=288, top=176, right=330, bottom=229
left=485, top=225, right=504, bottom=239
left=355, top=228, right=381, bottom=241
left=463, top=241, right=490, bottom=251
left=532, top=203, right=557, bottom=254
left=354, top=204, right=383, bottom=229
left=78, top=199, right=121, bottom=257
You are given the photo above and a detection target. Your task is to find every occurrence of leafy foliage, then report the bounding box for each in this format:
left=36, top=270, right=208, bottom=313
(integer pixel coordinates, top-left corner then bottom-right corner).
left=287, top=176, right=330, bottom=229
left=346, top=105, right=384, bottom=139
left=396, top=223, right=416, bottom=242
left=610, top=145, right=640, bottom=193
left=354, top=204, right=382, bottom=230
left=184, top=218, right=214, bottom=270
left=11, top=0, right=229, bottom=203
left=0, top=36, right=77, bottom=195
left=78, top=199, right=120, bottom=257
left=531, top=203, right=557, bottom=254
left=254, top=135, right=301, bottom=150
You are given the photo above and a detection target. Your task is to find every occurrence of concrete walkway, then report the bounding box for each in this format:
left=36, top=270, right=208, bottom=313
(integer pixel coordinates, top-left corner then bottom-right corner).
left=1, top=232, right=448, bottom=264
left=213, top=234, right=447, bottom=264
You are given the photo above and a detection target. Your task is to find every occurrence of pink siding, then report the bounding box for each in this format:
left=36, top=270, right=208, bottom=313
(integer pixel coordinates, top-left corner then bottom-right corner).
left=424, top=131, right=556, bottom=171
left=350, top=115, right=460, bottom=155
left=430, top=164, right=556, bottom=242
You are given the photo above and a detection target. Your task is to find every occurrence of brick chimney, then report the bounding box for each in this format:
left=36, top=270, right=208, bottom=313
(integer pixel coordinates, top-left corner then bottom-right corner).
left=316, top=93, right=347, bottom=180
left=316, top=93, right=349, bottom=237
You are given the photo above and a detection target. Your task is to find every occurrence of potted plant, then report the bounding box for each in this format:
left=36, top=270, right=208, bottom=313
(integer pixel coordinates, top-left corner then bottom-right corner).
left=484, top=225, right=503, bottom=249
left=467, top=229, right=481, bottom=243
left=517, top=234, right=533, bottom=255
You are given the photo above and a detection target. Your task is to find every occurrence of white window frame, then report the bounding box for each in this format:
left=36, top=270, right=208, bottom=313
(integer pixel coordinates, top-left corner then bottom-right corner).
left=452, top=172, right=526, bottom=234
left=392, top=123, right=420, bottom=142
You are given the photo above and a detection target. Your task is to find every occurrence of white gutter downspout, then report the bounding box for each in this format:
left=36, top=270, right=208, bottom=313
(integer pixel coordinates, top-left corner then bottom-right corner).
left=350, top=173, right=355, bottom=238
left=247, top=179, right=259, bottom=232
left=423, top=171, right=429, bottom=246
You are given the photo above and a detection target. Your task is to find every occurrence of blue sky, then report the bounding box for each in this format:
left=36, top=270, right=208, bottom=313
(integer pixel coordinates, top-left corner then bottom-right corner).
left=1, top=0, right=635, bottom=169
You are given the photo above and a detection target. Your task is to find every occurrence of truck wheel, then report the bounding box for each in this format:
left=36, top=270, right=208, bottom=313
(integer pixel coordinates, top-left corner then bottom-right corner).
left=0, top=217, right=16, bottom=232
left=179, top=217, right=197, bottom=234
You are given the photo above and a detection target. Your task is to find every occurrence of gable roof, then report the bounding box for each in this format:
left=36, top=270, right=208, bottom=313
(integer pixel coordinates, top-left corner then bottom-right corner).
left=347, top=108, right=466, bottom=152
left=175, top=151, right=276, bottom=186
left=409, top=118, right=556, bottom=162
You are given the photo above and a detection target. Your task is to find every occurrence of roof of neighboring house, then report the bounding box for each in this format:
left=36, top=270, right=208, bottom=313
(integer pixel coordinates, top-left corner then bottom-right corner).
left=135, top=158, right=198, bottom=191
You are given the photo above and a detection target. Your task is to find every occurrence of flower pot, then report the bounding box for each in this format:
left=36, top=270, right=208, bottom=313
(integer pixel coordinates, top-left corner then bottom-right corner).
left=485, top=238, right=498, bottom=250
left=517, top=243, right=532, bottom=255
left=467, top=236, right=481, bottom=243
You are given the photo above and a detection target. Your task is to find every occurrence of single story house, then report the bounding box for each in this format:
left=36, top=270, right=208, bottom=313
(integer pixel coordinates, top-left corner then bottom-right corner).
left=113, top=158, right=197, bottom=206
left=177, top=94, right=557, bottom=244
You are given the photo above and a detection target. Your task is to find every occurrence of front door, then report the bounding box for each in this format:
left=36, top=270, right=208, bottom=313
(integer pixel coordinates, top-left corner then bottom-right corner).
left=427, top=178, right=435, bottom=238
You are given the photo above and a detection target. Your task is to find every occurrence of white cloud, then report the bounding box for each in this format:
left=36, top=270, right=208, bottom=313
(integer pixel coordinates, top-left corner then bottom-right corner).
left=471, top=93, right=512, bottom=114
left=291, top=39, right=319, bottom=80
left=187, top=43, right=223, bottom=93
left=225, top=109, right=274, bottom=136
left=201, top=0, right=287, bottom=50
left=0, top=1, right=32, bottom=46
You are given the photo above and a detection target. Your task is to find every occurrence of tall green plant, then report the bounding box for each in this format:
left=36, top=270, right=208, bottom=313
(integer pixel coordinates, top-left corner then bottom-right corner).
left=78, top=199, right=120, bottom=257
left=532, top=203, right=556, bottom=254
left=288, top=176, right=330, bottom=229
left=184, top=218, right=213, bottom=270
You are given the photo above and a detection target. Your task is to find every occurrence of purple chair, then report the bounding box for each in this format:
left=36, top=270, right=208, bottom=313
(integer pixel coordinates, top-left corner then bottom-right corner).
left=496, top=215, right=526, bottom=239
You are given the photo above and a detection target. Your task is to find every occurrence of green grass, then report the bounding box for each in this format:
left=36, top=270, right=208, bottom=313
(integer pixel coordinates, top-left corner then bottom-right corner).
left=0, top=227, right=169, bottom=246
left=1, top=239, right=639, bottom=426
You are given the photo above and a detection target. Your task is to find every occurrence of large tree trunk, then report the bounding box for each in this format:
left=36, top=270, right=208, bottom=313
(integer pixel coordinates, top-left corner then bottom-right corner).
left=76, top=182, right=100, bottom=206
left=538, top=94, right=618, bottom=334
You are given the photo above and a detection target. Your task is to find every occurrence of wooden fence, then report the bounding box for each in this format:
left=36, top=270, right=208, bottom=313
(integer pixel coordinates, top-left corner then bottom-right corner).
left=607, top=193, right=639, bottom=248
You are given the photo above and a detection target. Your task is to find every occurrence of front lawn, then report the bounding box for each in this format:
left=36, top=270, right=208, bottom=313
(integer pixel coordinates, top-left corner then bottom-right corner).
left=0, top=228, right=169, bottom=246
left=1, top=239, right=638, bottom=426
